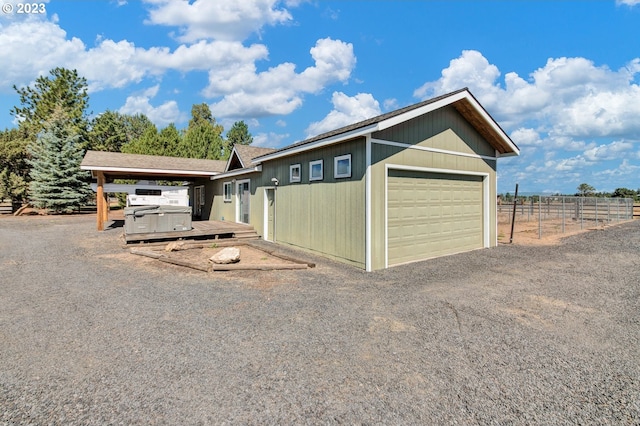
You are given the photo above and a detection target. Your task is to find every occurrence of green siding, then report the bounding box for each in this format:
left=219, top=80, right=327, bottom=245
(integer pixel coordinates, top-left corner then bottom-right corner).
left=369, top=106, right=498, bottom=270
left=261, top=138, right=367, bottom=268
left=374, top=105, right=496, bottom=157
left=208, top=104, right=501, bottom=271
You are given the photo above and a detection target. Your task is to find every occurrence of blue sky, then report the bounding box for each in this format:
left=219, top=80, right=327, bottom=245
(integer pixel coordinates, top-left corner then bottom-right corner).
left=1, top=0, right=640, bottom=195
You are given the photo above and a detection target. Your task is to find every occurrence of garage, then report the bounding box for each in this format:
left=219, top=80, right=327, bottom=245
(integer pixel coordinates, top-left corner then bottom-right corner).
left=387, top=168, right=486, bottom=266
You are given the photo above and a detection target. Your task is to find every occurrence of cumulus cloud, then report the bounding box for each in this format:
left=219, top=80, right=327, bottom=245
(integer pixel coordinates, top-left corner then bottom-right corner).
left=583, top=140, right=634, bottom=161
left=416, top=51, right=640, bottom=135
left=616, top=0, right=640, bottom=5
left=0, top=6, right=355, bottom=126
left=208, top=38, right=356, bottom=117
left=0, top=18, right=85, bottom=90
left=143, top=0, right=293, bottom=42
left=304, top=91, right=381, bottom=138
left=118, top=85, right=186, bottom=126
left=510, top=128, right=543, bottom=147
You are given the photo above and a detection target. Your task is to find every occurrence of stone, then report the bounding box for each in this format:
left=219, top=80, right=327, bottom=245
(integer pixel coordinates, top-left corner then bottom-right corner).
left=209, top=247, right=241, bottom=264
left=165, top=241, right=187, bottom=252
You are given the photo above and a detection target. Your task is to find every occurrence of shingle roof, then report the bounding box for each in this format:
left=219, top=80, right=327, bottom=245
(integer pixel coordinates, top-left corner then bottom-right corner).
left=81, top=150, right=227, bottom=177
left=232, top=144, right=276, bottom=168
left=254, top=88, right=518, bottom=161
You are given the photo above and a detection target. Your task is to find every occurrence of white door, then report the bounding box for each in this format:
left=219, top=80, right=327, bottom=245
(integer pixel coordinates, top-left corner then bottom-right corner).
left=264, top=188, right=275, bottom=241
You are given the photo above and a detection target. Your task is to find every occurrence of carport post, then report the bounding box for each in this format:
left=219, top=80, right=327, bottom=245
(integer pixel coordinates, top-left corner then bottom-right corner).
left=96, top=171, right=105, bottom=231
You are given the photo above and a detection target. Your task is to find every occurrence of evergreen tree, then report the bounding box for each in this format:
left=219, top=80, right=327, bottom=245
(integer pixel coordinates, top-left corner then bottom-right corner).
left=0, top=127, right=30, bottom=207
left=27, top=108, right=92, bottom=213
left=158, top=123, right=182, bottom=157
left=12, top=67, right=90, bottom=146
left=178, top=103, right=225, bottom=159
left=88, top=110, right=129, bottom=152
left=224, top=120, right=253, bottom=159
left=120, top=124, right=161, bottom=155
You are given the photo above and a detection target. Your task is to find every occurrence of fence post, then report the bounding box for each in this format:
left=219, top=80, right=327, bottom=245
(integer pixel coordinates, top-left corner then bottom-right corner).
left=538, top=196, right=542, bottom=239
left=580, top=197, right=584, bottom=230
left=595, top=197, right=598, bottom=227
left=562, top=196, right=565, bottom=233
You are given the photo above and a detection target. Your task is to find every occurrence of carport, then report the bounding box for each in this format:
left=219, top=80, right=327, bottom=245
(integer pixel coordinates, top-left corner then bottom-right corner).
left=80, top=151, right=226, bottom=230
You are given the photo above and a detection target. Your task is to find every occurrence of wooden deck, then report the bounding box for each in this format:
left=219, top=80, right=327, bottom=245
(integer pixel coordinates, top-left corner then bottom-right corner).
left=125, top=220, right=260, bottom=244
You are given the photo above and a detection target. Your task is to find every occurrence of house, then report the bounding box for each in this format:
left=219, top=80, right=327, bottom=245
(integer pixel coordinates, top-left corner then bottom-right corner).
left=206, top=88, right=519, bottom=271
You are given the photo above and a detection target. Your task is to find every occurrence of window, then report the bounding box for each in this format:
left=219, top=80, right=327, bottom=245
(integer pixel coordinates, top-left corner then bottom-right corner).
left=223, top=182, right=232, bottom=202
left=309, top=160, right=323, bottom=181
left=334, top=154, right=352, bottom=178
left=135, top=188, right=161, bottom=196
left=290, top=164, right=301, bottom=183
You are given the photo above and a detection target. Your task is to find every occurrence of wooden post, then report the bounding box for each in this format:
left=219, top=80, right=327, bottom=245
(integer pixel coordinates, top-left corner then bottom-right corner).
left=509, top=183, right=518, bottom=243
left=103, top=191, right=109, bottom=223
left=96, top=171, right=105, bottom=231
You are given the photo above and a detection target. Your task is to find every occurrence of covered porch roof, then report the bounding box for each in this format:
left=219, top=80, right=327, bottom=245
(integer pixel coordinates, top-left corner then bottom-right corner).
left=80, top=150, right=226, bottom=230
left=81, top=150, right=226, bottom=180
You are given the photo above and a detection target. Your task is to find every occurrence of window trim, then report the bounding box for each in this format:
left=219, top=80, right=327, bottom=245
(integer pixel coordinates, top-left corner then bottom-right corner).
left=334, top=154, right=352, bottom=179
left=223, top=181, right=232, bottom=202
left=289, top=164, right=301, bottom=183
left=309, top=159, right=323, bottom=181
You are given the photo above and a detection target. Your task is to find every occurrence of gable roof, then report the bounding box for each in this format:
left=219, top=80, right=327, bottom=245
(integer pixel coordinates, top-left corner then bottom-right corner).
left=254, top=88, right=519, bottom=163
left=225, top=144, right=276, bottom=171
left=81, top=150, right=227, bottom=179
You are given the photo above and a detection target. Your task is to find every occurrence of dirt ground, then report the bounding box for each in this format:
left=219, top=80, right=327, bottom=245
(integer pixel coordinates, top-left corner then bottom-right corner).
left=496, top=218, right=624, bottom=246
left=163, top=243, right=300, bottom=270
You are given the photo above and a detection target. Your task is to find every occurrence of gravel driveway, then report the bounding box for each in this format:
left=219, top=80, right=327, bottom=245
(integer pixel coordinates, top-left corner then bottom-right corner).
left=1, top=215, right=639, bottom=424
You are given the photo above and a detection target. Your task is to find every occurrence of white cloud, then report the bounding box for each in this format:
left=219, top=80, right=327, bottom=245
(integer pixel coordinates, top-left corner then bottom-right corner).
left=305, top=91, right=381, bottom=138
left=253, top=131, right=289, bottom=147
left=0, top=18, right=86, bottom=90
left=415, top=50, right=640, bottom=154
left=510, top=128, right=542, bottom=147
left=118, top=85, right=186, bottom=126
left=0, top=15, right=355, bottom=122
left=143, top=0, right=293, bottom=42
left=616, top=0, right=640, bottom=6
left=208, top=38, right=356, bottom=117
left=583, top=140, right=634, bottom=161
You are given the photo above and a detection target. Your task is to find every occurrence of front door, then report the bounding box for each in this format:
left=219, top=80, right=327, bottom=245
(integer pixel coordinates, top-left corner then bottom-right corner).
left=265, top=188, right=275, bottom=241
left=237, top=180, right=250, bottom=224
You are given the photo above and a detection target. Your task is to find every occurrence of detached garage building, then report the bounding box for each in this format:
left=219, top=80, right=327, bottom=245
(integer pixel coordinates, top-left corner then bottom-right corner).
left=207, top=88, right=519, bottom=271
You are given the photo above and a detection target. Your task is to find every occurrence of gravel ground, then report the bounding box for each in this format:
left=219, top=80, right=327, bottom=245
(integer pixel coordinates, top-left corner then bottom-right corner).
left=1, top=214, right=639, bottom=425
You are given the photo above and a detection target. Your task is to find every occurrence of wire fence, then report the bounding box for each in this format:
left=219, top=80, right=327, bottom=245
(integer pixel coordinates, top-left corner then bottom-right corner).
left=498, top=196, right=635, bottom=239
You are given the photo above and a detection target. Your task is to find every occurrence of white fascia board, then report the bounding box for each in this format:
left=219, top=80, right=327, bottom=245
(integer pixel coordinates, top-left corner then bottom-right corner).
left=80, top=165, right=220, bottom=176
left=378, top=91, right=469, bottom=131
left=378, top=90, right=520, bottom=157
left=458, top=93, right=520, bottom=156
left=210, top=165, right=262, bottom=180
left=254, top=124, right=378, bottom=163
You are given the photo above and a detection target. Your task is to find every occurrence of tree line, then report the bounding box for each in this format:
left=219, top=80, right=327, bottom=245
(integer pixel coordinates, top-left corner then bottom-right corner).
left=0, top=68, right=253, bottom=213
left=500, top=183, right=640, bottom=203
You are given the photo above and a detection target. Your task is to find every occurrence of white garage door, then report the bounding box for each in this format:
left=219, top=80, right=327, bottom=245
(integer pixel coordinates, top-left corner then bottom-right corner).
left=387, top=169, right=484, bottom=266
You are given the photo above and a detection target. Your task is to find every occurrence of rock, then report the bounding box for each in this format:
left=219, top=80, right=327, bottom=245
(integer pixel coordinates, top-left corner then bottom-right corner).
left=165, top=241, right=187, bottom=252
left=209, top=247, right=240, bottom=264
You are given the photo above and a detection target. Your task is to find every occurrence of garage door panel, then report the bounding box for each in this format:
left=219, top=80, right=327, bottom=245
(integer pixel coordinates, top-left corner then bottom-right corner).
left=388, top=170, right=483, bottom=266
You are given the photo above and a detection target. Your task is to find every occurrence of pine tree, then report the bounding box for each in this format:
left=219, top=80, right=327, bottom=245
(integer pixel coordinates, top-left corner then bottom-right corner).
left=177, top=103, right=225, bottom=159
left=27, top=109, right=92, bottom=213
left=224, top=121, right=253, bottom=159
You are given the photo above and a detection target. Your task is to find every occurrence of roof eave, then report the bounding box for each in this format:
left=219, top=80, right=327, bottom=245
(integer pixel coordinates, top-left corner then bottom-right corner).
left=80, top=165, right=221, bottom=177
left=210, top=165, right=263, bottom=180
left=254, top=124, right=378, bottom=163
